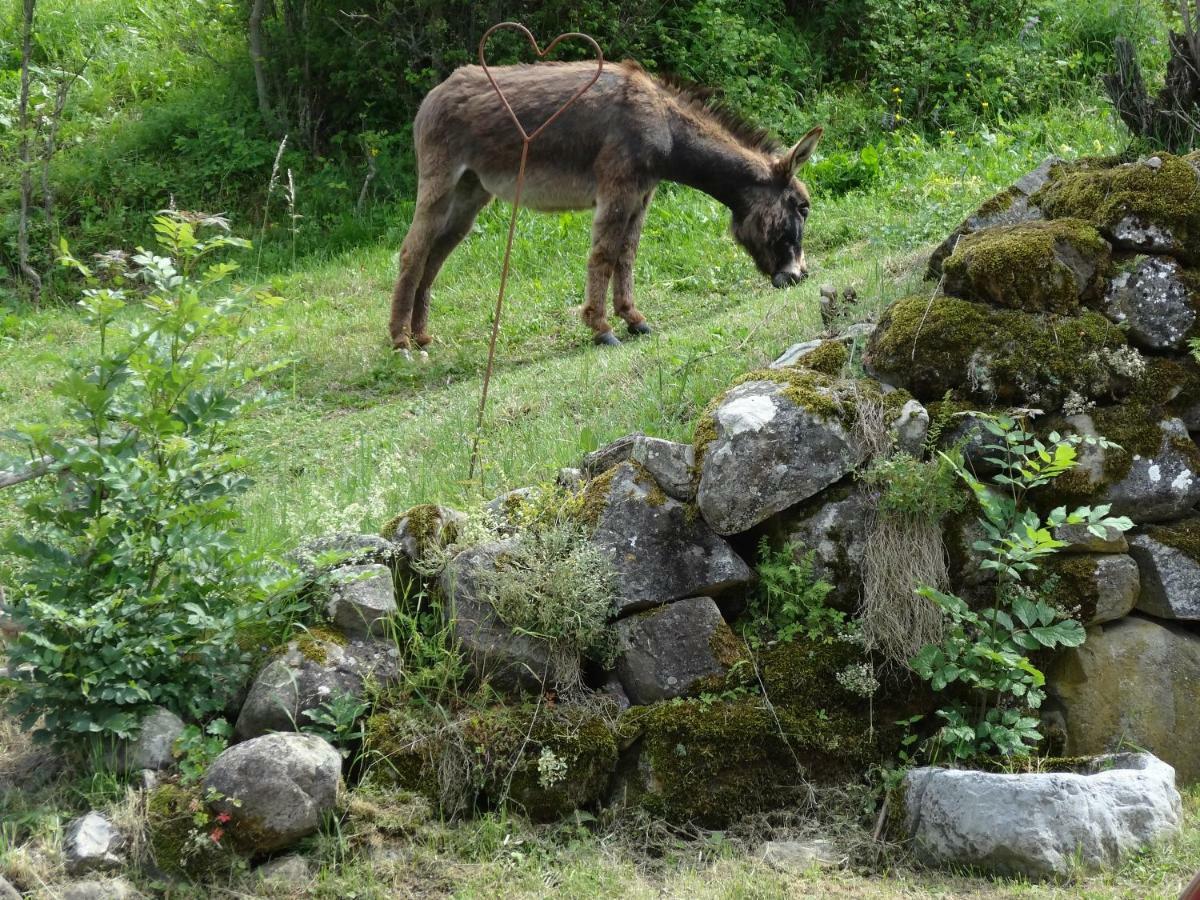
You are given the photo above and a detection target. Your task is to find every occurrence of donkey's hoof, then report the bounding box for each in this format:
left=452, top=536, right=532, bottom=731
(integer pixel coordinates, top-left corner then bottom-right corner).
left=628, top=321, right=652, bottom=336
left=594, top=331, right=621, bottom=347
left=414, top=332, right=434, bottom=348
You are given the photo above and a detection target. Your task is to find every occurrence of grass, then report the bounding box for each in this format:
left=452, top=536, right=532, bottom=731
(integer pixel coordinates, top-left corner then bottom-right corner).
left=0, top=98, right=1128, bottom=557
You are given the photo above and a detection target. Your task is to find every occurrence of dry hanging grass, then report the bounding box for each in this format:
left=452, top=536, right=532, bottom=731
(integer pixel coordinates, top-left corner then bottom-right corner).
left=859, top=507, right=949, bottom=671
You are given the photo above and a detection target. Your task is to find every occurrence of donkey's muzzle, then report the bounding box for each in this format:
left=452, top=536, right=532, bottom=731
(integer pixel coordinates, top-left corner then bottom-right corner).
left=772, top=269, right=805, bottom=288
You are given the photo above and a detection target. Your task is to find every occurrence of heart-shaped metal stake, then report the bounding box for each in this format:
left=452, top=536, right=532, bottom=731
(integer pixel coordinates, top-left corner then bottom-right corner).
left=468, top=23, right=605, bottom=483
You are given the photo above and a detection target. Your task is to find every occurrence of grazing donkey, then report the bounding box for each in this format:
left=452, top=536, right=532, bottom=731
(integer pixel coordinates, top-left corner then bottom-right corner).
left=389, top=60, right=823, bottom=350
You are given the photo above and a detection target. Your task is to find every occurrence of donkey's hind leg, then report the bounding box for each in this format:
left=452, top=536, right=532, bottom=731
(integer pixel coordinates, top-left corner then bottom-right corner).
left=410, top=174, right=491, bottom=347
left=390, top=170, right=459, bottom=350
left=612, top=188, right=655, bottom=335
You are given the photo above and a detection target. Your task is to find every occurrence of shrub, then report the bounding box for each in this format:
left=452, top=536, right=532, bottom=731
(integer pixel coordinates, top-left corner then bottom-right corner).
left=0, top=210, right=302, bottom=743
left=741, top=538, right=844, bottom=647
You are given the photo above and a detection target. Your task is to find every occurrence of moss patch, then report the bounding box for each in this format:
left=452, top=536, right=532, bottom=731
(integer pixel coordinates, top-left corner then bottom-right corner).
left=294, top=626, right=348, bottom=665
left=795, top=340, right=850, bottom=376
left=941, top=219, right=1109, bottom=314
left=629, top=459, right=668, bottom=508
left=1033, top=154, right=1200, bottom=261
left=864, top=294, right=1127, bottom=407
left=147, top=782, right=241, bottom=879
left=1040, top=555, right=1102, bottom=623
left=1142, top=517, right=1200, bottom=561
left=576, top=465, right=620, bottom=530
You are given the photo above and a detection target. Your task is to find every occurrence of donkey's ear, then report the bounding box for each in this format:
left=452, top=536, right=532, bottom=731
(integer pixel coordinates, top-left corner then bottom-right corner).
left=775, top=126, right=824, bottom=178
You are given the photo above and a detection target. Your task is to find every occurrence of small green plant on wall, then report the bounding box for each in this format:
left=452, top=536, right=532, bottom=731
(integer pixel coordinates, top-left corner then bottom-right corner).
left=910, top=412, right=1132, bottom=762
left=0, top=211, right=302, bottom=745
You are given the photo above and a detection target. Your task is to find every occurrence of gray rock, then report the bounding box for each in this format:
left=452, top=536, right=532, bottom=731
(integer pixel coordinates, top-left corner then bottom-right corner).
left=234, top=636, right=399, bottom=741
left=556, top=467, right=585, bottom=490
left=326, top=564, right=397, bottom=638
left=581, top=433, right=643, bottom=477
left=64, top=812, right=123, bottom=875
left=615, top=597, right=739, bottom=705
left=893, top=399, right=929, bottom=455
left=629, top=436, right=695, bottom=501
left=384, top=504, right=465, bottom=568
left=109, top=707, right=184, bottom=772
left=1103, top=256, right=1198, bottom=351
left=783, top=482, right=872, bottom=608
left=1049, top=553, right=1140, bottom=625
left=1068, top=415, right=1200, bottom=523
left=838, top=322, right=876, bottom=342
left=1129, top=525, right=1200, bottom=620
left=484, top=487, right=537, bottom=532
left=770, top=338, right=824, bottom=369
left=1047, top=615, right=1200, bottom=782
left=757, top=838, right=840, bottom=872
left=1052, top=522, right=1129, bottom=553
left=600, top=675, right=632, bottom=715
left=696, top=378, right=866, bottom=535
left=0, top=875, right=17, bottom=900
left=291, top=532, right=400, bottom=579
left=927, top=157, right=1055, bottom=278
left=204, top=732, right=342, bottom=854
left=58, top=879, right=143, bottom=900
left=904, top=753, right=1181, bottom=878
left=1112, top=215, right=1184, bottom=257
left=590, top=462, right=753, bottom=615
left=256, top=854, right=311, bottom=885
left=440, top=540, right=572, bottom=693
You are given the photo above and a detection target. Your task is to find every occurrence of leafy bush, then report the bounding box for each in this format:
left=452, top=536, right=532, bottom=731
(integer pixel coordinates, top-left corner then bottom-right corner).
left=0, top=211, right=302, bottom=743
left=742, top=538, right=845, bottom=647
left=909, top=413, right=1133, bottom=761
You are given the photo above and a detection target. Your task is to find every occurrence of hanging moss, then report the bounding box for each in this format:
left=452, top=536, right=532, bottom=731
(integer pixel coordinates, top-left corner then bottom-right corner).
left=941, top=219, right=1110, bottom=313
left=1033, top=154, right=1200, bottom=261
left=865, top=294, right=1127, bottom=407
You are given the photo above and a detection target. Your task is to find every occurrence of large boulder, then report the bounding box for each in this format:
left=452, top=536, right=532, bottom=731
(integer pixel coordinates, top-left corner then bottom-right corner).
left=1042, top=412, right=1200, bottom=523
left=1033, top=154, right=1200, bottom=263
left=1047, top=615, right=1200, bottom=783
left=203, top=732, right=342, bottom=853
left=904, top=753, right=1181, bottom=878
left=694, top=371, right=869, bottom=535
left=864, top=294, right=1129, bottom=408
left=628, top=436, right=696, bottom=502
left=1041, top=553, right=1139, bottom=626
left=234, top=634, right=399, bottom=741
left=1102, top=256, right=1200, bottom=351
left=615, top=597, right=743, bottom=705
left=1128, top=520, right=1200, bottom=620
left=439, top=540, right=574, bottom=693
left=64, top=812, right=124, bottom=875
left=587, top=462, right=752, bottom=615
left=941, top=219, right=1110, bottom=314
left=325, top=564, right=397, bottom=639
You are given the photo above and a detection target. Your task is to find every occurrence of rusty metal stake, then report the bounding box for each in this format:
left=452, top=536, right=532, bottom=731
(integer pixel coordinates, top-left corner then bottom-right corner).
left=468, top=22, right=604, bottom=482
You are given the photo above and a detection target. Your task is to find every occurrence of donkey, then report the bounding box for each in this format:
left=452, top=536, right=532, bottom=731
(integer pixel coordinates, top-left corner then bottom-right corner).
left=389, top=59, right=823, bottom=350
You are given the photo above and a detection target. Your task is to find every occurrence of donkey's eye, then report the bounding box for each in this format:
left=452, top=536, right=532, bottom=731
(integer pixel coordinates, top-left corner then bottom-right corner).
left=798, top=203, right=810, bottom=219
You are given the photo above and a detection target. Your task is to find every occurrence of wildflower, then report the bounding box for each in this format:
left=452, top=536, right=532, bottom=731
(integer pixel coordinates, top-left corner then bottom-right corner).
left=210, top=827, right=225, bottom=844
left=216, top=812, right=232, bottom=824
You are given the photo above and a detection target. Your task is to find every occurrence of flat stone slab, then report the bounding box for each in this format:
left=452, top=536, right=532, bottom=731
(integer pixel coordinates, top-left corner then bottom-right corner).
left=904, top=753, right=1181, bottom=878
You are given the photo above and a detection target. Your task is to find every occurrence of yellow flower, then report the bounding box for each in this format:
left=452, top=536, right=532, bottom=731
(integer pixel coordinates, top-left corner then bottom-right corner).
left=981, top=101, right=989, bottom=108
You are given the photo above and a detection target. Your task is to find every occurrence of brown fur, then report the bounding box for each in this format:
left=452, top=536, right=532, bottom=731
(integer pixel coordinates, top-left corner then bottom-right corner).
left=389, top=59, right=822, bottom=349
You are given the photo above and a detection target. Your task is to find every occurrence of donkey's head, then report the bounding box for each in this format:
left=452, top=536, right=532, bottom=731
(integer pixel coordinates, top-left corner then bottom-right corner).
left=731, top=126, right=823, bottom=288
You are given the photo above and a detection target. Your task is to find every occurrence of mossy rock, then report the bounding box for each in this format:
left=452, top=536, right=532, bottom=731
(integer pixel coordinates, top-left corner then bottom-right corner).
left=864, top=294, right=1128, bottom=408
left=1129, top=356, right=1200, bottom=427
left=1038, top=553, right=1139, bottom=626
left=147, top=781, right=242, bottom=879
left=941, top=219, right=1110, bottom=314
left=1033, top=154, right=1200, bottom=262
left=363, top=701, right=618, bottom=822
left=792, top=339, right=850, bottom=377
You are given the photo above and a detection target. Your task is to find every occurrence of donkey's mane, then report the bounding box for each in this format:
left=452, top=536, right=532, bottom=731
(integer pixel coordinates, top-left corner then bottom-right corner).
left=637, top=63, right=783, bottom=154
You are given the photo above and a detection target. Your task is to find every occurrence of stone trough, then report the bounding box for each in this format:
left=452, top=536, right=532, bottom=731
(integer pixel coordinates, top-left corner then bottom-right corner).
left=903, top=752, right=1182, bottom=878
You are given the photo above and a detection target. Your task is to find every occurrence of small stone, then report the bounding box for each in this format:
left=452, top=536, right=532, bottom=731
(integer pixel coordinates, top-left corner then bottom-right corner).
left=629, top=436, right=695, bottom=501
left=581, top=433, right=644, bottom=477
left=1051, top=522, right=1129, bottom=553
left=758, top=838, right=840, bottom=872
left=64, top=812, right=124, bottom=875
left=1128, top=524, right=1200, bottom=621
left=893, top=399, right=929, bottom=455
left=0, top=875, right=19, bottom=900
left=556, top=467, right=585, bottom=490
left=256, top=854, right=311, bottom=885
left=615, top=597, right=740, bottom=705
left=58, top=879, right=143, bottom=900
left=204, top=733, right=342, bottom=854
left=326, top=564, right=397, bottom=638
left=484, top=487, right=537, bottom=532
left=1145, top=156, right=1163, bottom=170
left=1102, top=256, right=1197, bottom=351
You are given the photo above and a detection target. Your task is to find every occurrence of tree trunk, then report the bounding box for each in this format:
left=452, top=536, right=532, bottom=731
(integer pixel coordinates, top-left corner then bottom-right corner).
left=17, top=0, right=42, bottom=305
left=249, top=0, right=283, bottom=134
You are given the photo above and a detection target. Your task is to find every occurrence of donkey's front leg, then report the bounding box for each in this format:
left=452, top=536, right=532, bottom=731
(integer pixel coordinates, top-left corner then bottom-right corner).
left=612, top=188, right=655, bottom=336
left=583, top=192, right=638, bottom=346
